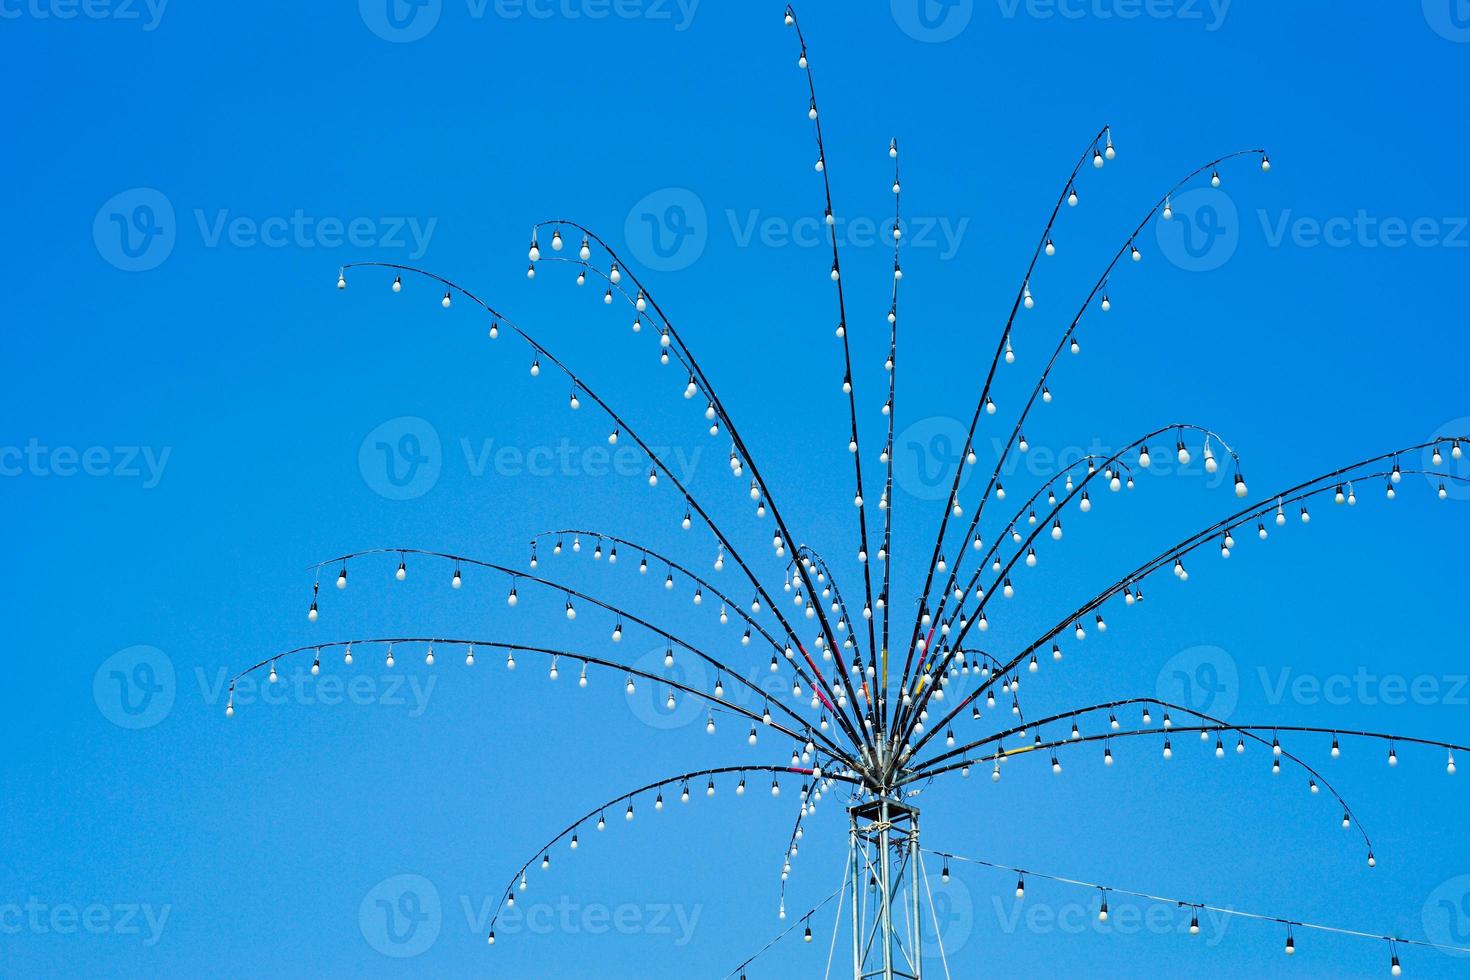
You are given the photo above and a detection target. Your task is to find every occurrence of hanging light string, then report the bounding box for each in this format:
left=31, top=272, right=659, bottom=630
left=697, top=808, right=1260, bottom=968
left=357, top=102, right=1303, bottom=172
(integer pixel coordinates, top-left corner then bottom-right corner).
left=337, top=261, right=870, bottom=752
left=900, top=448, right=1141, bottom=698
left=923, top=450, right=1138, bottom=656
left=928, top=847, right=1470, bottom=962
left=905, top=460, right=1465, bottom=770
left=785, top=5, right=880, bottom=677
left=879, top=137, right=904, bottom=741
left=925, top=720, right=1469, bottom=825
left=787, top=546, right=864, bottom=721
left=894, top=148, right=1266, bottom=741
left=932, top=456, right=1466, bottom=738
left=721, top=881, right=847, bottom=980
left=916, top=699, right=1470, bottom=783
left=909, top=150, right=1267, bottom=679
left=529, top=528, right=822, bottom=692
left=909, top=693, right=1453, bottom=792
left=225, top=636, right=835, bottom=747
left=907, top=643, right=1033, bottom=740
left=915, top=849, right=955, bottom=980
left=485, top=763, right=846, bottom=944
left=902, top=421, right=1240, bottom=733
left=774, top=773, right=843, bottom=912
left=903, top=696, right=1380, bottom=857
left=941, top=647, right=1011, bottom=680
left=905, top=457, right=1469, bottom=768
left=776, top=793, right=811, bottom=902
left=531, top=246, right=873, bottom=737
left=299, top=549, right=863, bottom=767
left=891, top=423, right=1238, bottom=753
left=530, top=234, right=850, bottom=679
left=890, top=123, right=1112, bottom=735
left=784, top=549, right=866, bottom=729
left=306, top=546, right=851, bottom=763
left=788, top=546, right=858, bottom=658
left=919, top=424, right=1225, bottom=668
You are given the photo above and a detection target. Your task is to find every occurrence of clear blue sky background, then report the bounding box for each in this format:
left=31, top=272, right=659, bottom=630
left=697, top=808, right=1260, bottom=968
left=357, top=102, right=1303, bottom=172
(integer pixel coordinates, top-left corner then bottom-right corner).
left=4, top=1, right=1469, bottom=977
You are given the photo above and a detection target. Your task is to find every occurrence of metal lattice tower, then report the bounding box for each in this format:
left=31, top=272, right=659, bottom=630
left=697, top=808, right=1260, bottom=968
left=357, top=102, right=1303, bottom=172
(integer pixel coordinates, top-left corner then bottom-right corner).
left=850, top=799, right=923, bottom=980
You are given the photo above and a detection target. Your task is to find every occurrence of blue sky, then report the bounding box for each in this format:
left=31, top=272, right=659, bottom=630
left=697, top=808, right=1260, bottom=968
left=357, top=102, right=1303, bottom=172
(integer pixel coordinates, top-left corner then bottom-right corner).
left=4, top=1, right=1470, bottom=976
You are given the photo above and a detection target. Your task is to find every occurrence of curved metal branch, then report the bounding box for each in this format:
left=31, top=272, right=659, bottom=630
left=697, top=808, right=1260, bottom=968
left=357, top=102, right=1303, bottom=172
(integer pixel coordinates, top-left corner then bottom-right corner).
left=786, top=5, right=879, bottom=677
left=301, top=547, right=863, bottom=769
left=880, top=138, right=903, bottom=734
left=531, top=528, right=810, bottom=671
left=527, top=245, right=873, bottom=748
left=227, top=636, right=834, bottom=754
left=899, top=148, right=1267, bottom=712
left=339, top=260, right=870, bottom=754
left=893, top=124, right=1114, bottom=724
left=891, top=423, right=1237, bottom=753
left=774, top=773, right=839, bottom=911
left=905, top=696, right=1379, bottom=858
left=899, top=450, right=1137, bottom=701
left=485, top=763, right=856, bottom=941
left=906, top=450, right=1469, bottom=762
left=929, top=152, right=1265, bottom=610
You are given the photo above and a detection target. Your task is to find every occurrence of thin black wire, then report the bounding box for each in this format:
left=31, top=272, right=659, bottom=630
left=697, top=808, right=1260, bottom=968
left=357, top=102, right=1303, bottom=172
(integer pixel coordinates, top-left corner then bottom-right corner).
left=929, top=848, right=1470, bottom=957
left=723, top=882, right=846, bottom=979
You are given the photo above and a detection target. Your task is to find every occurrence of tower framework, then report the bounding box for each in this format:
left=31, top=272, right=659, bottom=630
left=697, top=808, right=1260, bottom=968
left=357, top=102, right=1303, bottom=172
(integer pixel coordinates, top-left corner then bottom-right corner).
left=850, top=799, right=923, bottom=980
